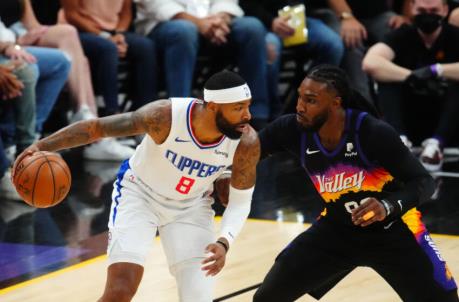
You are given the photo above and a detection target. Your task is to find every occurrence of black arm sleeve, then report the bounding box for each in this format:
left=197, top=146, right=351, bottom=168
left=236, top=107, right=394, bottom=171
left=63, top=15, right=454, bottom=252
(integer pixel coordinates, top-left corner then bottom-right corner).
left=258, top=114, right=301, bottom=160
left=360, top=117, right=435, bottom=218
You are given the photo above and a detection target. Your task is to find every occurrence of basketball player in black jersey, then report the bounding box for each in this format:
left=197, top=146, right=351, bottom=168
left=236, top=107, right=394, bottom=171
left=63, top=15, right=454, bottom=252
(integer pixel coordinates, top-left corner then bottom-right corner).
left=253, top=65, right=458, bottom=301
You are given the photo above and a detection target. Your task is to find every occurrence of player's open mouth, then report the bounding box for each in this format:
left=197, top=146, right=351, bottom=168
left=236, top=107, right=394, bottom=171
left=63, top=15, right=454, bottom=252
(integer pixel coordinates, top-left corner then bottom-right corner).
left=236, top=124, right=249, bottom=132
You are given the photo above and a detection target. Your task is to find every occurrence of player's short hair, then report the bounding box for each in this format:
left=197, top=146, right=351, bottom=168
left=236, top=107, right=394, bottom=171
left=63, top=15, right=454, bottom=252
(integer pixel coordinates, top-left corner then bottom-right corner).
left=204, top=70, right=246, bottom=90
left=306, top=64, right=381, bottom=117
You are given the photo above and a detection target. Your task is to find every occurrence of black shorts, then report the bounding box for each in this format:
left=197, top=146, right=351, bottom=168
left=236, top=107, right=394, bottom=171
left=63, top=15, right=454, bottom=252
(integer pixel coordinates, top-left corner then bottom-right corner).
left=254, top=218, right=458, bottom=302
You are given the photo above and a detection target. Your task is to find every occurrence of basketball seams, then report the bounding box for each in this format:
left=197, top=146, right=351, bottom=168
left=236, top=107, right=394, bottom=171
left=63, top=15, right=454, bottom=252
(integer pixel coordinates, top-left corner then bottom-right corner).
left=49, top=159, right=71, bottom=205
left=14, top=155, right=47, bottom=185
left=42, top=153, right=57, bottom=207
left=15, top=151, right=71, bottom=208
left=49, top=159, right=71, bottom=184
left=31, top=161, right=49, bottom=207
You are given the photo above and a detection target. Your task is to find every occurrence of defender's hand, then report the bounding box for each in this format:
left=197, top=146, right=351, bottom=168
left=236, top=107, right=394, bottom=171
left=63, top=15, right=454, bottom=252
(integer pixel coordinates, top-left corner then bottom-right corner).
left=352, top=197, right=387, bottom=227
left=201, top=241, right=227, bottom=276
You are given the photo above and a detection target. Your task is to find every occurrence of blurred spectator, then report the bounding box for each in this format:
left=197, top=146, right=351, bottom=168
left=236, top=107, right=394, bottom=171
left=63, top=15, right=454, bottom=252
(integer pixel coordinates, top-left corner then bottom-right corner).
left=0, top=17, right=70, bottom=136
left=0, top=52, right=37, bottom=199
left=4, top=0, right=136, bottom=161
left=447, top=0, right=459, bottom=25
left=60, top=0, right=156, bottom=115
left=0, top=55, right=37, bottom=155
left=240, top=0, right=344, bottom=120
left=6, top=0, right=97, bottom=122
left=135, top=0, right=270, bottom=129
left=363, top=0, right=459, bottom=172
left=314, top=0, right=410, bottom=101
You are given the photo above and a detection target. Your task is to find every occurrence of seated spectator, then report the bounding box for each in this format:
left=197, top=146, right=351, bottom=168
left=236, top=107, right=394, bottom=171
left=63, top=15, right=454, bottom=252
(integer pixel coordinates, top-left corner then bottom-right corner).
left=446, top=0, right=459, bottom=25
left=0, top=53, right=37, bottom=199
left=313, top=0, right=409, bottom=101
left=136, top=0, right=270, bottom=129
left=240, top=0, right=344, bottom=120
left=363, top=0, right=459, bottom=171
left=4, top=0, right=136, bottom=161
left=0, top=54, right=37, bottom=155
left=60, top=0, right=156, bottom=116
left=0, top=17, right=70, bottom=136
left=6, top=0, right=96, bottom=121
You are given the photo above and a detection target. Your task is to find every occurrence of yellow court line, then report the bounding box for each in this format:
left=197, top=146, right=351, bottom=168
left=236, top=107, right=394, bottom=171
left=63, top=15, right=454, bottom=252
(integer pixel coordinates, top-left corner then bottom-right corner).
left=0, top=218, right=458, bottom=295
left=0, top=255, right=107, bottom=295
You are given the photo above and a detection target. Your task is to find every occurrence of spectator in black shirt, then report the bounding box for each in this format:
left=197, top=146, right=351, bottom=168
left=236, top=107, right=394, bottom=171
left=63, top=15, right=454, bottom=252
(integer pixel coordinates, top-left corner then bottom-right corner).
left=314, top=0, right=409, bottom=101
left=363, top=0, right=459, bottom=172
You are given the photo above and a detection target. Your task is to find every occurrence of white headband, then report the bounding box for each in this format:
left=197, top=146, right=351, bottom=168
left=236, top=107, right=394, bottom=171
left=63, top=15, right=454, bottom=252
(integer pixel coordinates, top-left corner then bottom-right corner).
left=203, top=83, right=252, bottom=103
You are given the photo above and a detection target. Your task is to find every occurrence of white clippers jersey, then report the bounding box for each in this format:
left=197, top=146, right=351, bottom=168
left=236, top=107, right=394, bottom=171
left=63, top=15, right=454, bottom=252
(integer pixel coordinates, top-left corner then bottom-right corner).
left=129, top=98, right=240, bottom=200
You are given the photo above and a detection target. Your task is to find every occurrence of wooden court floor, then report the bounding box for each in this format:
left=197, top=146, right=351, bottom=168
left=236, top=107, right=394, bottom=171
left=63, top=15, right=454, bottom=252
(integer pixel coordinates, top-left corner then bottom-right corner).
left=0, top=219, right=458, bottom=302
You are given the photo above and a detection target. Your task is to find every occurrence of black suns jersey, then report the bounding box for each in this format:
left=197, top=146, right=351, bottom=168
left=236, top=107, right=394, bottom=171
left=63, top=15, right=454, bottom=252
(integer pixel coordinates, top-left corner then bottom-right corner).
left=259, top=109, right=434, bottom=229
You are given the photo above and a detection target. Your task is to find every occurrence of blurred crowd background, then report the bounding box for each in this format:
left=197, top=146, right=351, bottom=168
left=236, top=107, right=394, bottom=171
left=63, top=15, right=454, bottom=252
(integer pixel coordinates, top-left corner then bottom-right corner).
left=0, top=0, right=458, bottom=196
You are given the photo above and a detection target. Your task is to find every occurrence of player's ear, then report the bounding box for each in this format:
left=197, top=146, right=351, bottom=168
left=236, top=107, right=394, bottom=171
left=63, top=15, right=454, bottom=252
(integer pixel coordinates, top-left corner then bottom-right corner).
left=206, top=101, right=219, bottom=112
left=333, top=96, right=342, bottom=108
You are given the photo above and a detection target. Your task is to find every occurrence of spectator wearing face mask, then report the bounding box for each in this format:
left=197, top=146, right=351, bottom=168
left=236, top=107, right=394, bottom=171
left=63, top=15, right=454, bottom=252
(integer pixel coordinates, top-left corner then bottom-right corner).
left=363, top=0, right=459, bottom=172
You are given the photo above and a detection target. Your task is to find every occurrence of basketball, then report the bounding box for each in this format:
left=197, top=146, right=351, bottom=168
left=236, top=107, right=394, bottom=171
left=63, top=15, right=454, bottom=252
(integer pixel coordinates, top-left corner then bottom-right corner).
left=13, top=151, right=72, bottom=208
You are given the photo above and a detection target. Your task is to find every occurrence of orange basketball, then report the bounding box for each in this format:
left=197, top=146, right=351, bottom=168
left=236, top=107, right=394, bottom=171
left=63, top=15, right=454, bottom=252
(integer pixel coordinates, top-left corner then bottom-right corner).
left=13, top=151, right=71, bottom=208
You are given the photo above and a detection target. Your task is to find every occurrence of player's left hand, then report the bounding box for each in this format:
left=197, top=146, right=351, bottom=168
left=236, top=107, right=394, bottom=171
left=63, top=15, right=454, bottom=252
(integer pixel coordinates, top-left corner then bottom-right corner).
left=351, top=197, right=387, bottom=227
left=201, top=241, right=227, bottom=276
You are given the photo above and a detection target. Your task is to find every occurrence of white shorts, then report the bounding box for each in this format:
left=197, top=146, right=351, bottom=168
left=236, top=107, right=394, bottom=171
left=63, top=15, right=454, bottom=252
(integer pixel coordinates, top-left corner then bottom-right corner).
left=107, top=162, right=216, bottom=267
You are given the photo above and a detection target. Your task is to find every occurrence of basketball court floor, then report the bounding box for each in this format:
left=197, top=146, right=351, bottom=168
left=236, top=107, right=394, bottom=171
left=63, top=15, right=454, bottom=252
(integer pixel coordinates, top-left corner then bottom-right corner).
left=0, top=147, right=458, bottom=301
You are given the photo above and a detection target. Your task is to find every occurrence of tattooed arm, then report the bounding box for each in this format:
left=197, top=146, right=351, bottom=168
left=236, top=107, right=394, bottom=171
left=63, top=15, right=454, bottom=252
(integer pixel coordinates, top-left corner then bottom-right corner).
left=202, top=126, right=260, bottom=276
left=13, top=100, right=172, bottom=171
left=231, top=126, right=260, bottom=189
left=219, top=127, right=260, bottom=244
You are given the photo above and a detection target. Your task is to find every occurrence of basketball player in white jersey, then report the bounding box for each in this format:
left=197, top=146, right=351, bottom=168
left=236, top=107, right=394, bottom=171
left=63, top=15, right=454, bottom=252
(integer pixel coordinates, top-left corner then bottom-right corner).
left=13, top=70, right=260, bottom=302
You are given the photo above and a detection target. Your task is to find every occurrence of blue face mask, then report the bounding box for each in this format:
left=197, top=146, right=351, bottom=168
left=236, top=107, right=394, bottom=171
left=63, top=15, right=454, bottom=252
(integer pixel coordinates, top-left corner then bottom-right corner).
left=413, top=13, right=443, bottom=34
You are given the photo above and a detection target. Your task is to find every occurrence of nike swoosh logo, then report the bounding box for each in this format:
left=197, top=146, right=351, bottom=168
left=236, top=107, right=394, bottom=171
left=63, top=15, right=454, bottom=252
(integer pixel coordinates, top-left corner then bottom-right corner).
left=306, top=148, right=320, bottom=155
left=175, top=137, right=191, bottom=143
left=397, top=200, right=403, bottom=211
left=384, top=221, right=395, bottom=230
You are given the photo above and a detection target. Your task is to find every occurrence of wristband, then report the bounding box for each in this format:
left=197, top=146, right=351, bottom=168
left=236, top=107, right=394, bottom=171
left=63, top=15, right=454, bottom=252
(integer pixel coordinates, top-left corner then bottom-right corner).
left=216, top=240, right=229, bottom=252
left=380, top=199, right=394, bottom=216
left=435, top=63, right=444, bottom=77
left=430, top=63, right=444, bottom=77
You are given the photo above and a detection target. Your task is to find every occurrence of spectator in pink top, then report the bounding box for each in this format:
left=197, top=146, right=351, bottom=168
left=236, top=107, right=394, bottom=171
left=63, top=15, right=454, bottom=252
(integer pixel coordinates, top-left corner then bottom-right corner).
left=60, top=0, right=156, bottom=116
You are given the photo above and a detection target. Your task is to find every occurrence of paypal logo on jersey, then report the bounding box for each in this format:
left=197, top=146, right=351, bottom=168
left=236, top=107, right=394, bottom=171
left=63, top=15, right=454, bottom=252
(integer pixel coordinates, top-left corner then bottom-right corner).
left=165, top=150, right=226, bottom=177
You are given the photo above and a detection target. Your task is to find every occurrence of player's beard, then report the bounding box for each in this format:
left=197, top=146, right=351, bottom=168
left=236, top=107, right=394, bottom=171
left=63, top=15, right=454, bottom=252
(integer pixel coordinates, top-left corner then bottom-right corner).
left=216, top=111, right=245, bottom=140
left=297, top=110, right=328, bottom=132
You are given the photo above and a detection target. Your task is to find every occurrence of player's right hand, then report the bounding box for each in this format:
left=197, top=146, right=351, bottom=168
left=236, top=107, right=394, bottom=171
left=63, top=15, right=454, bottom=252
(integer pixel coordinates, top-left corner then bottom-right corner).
left=12, top=144, right=41, bottom=180
left=351, top=197, right=387, bottom=227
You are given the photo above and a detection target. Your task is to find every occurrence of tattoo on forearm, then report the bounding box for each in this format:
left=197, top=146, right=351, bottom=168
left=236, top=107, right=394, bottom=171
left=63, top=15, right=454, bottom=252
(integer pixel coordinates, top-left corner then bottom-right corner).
left=36, top=100, right=172, bottom=152
left=37, top=120, right=100, bottom=152
left=232, top=132, right=260, bottom=189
